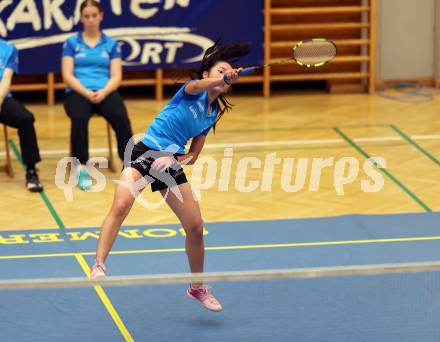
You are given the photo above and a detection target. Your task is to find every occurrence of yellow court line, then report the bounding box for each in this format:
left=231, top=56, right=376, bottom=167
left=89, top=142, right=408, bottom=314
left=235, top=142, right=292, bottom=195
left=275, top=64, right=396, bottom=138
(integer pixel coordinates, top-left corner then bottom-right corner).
left=75, top=254, right=134, bottom=342
left=110, top=247, right=185, bottom=255
left=207, top=236, right=440, bottom=250
left=0, top=252, right=76, bottom=260
left=2, top=235, right=440, bottom=260
left=110, top=236, right=440, bottom=254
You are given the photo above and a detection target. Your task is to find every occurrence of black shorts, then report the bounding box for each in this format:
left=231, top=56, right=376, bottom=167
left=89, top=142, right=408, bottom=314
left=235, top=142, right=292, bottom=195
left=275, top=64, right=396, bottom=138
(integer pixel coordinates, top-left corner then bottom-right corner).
left=126, top=141, right=188, bottom=192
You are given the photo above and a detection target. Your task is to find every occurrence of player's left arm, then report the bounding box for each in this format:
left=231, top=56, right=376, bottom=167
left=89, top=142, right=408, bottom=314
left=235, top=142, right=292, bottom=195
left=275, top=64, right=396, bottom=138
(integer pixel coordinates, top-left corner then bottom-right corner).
left=177, top=135, right=206, bottom=165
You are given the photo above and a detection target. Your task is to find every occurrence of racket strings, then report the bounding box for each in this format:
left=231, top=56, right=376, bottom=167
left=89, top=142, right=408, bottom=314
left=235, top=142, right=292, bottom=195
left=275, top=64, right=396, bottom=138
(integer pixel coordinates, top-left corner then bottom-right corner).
left=294, top=42, right=337, bottom=66
left=239, top=39, right=337, bottom=75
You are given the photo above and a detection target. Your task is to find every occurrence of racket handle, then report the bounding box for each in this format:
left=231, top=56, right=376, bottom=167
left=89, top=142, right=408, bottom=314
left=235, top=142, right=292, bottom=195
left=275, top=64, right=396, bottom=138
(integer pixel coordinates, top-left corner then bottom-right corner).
left=238, top=66, right=259, bottom=76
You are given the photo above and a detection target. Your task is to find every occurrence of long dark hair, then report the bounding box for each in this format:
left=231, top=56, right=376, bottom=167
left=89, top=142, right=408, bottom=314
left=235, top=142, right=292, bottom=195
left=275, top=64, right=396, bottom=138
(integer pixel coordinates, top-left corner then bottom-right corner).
left=80, top=0, right=103, bottom=14
left=191, top=39, right=250, bottom=130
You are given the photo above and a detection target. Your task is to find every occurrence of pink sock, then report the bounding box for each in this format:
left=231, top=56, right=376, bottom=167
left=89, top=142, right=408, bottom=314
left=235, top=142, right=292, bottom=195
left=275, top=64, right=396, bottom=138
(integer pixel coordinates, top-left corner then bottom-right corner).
left=190, top=283, right=203, bottom=290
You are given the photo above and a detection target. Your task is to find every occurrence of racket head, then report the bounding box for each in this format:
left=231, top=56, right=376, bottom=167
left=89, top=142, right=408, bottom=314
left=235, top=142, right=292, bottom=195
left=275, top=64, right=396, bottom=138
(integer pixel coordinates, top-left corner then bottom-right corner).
left=292, top=38, right=337, bottom=68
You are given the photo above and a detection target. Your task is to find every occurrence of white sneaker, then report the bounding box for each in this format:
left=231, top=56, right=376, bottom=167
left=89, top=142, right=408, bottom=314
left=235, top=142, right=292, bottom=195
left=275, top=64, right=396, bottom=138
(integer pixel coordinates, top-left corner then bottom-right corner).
left=187, top=284, right=223, bottom=312
left=90, top=261, right=106, bottom=278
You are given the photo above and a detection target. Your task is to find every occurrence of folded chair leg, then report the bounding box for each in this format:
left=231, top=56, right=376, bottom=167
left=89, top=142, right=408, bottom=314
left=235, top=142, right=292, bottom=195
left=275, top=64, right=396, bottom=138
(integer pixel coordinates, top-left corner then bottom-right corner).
left=106, top=122, right=116, bottom=173
left=3, top=125, right=13, bottom=178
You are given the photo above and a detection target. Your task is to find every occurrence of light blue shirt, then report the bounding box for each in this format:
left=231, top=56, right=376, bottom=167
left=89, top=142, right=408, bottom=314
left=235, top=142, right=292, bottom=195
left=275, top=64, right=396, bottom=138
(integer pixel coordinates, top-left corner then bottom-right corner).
left=62, top=32, right=121, bottom=92
left=0, top=39, right=18, bottom=97
left=142, top=82, right=218, bottom=154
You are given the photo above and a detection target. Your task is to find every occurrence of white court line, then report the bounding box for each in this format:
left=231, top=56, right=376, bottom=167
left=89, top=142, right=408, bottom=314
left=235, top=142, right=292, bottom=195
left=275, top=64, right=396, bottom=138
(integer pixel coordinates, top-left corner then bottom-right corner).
left=2, top=134, right=440, bottom=157
left=353, top=137, right=402, bottom=142
left=411, top=135, right=440, bottom=140
left=203, top=139, right=342, bottom=149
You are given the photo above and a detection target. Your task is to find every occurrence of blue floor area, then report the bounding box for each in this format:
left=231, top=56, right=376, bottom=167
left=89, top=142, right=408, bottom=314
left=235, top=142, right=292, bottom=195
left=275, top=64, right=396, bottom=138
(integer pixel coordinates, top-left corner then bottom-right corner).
left=105, top=274, right=440, bottom=342
left=1, top=212, right=440, bottom=341
left=0, top=257, right=121, bottom=341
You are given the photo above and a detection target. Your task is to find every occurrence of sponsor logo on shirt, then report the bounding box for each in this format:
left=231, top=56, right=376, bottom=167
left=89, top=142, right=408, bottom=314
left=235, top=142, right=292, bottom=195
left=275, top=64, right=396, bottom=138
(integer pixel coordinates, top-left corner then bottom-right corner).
left=75, top=45, right=86, bottom=58
left=189, top=100, right=205, bottom=119
left=101, top=49, right=110, bottom=58
left=189, top=105, right=198, bottom=119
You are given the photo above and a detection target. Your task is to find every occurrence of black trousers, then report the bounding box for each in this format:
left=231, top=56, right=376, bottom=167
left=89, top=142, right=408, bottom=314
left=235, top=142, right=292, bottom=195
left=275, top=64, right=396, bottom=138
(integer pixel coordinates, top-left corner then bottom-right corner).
left=0, top=97, right=41, bottom=167
left=64, top=91, right=133, bottom=165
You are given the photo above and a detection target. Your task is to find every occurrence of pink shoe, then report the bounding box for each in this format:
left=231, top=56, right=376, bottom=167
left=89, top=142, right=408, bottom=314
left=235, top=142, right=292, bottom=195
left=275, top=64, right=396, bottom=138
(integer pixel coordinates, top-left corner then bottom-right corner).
left=90, top=261, right=107, bottom=279
left=187, top=284, right=223, bottom=312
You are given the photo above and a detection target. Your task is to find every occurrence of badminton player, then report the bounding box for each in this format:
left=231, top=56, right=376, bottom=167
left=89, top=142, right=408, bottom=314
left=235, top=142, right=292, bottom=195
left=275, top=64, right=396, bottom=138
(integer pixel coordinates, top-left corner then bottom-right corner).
left=91, top=40, right=249, bottom=312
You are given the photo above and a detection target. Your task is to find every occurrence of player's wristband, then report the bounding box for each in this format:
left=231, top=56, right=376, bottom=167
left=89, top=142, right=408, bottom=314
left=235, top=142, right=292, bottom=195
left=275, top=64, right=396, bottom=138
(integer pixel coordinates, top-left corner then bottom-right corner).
left=223, top=74, right=232, bottom=85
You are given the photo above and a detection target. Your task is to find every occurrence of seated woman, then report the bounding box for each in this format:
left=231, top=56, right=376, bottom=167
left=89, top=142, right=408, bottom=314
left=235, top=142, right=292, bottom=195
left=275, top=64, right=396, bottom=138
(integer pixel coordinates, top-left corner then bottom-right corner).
left=62, top=0, right=133, bottom=190
left=0, top=38, right=43, bottom=192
